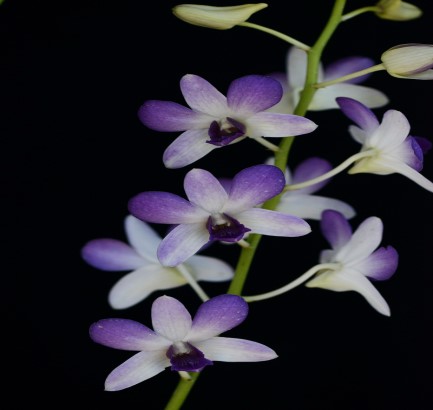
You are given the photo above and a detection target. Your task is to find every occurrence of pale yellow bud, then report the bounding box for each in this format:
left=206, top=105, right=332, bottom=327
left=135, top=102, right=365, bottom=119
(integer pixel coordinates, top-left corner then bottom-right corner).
left=381, top=44, right=433, bottom=79
left=375, top=0, right=422, bottom=21
left=172, top=3, right=268, bottom=30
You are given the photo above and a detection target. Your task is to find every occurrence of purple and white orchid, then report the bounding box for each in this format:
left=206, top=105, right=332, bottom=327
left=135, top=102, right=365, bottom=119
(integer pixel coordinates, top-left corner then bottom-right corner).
left=89, top=294, right=278, bottom=391
left=268, top=46, right=389, bottom=113
left=128, top=164, right=311, bottom=266
left=268, top=156, right=356, bottom=220
left=336, top=97, right=433, bottom=192
left=138, top=73, right=318, bottom=168
left=305, top=210, right=399, bottom=316
left=81, top=215, right=234, bottom=309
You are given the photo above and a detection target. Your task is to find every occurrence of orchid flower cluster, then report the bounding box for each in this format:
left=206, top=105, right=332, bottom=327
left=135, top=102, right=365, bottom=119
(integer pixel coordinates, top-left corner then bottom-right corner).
left=84, top=1, right=433, bottom=408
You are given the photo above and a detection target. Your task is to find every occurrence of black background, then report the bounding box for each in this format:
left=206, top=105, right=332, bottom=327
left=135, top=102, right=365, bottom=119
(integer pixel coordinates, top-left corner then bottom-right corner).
left=4, top=0, right=433, bottom=408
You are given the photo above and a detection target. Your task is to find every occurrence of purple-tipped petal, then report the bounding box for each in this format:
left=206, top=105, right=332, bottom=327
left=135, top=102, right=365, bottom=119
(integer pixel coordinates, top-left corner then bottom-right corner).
left=186, top=255, right=234, bottom=282
left=358, top=246, right=399, bottom=281
left=336, top=97, right=380, bottom=133
left=89, top=318, right=167, bottom=350
left=157, top=223, right=210, bottom=267
left=163, top=129, right=216, bottom=169
left=128, top=191, right=205, bottom=224
left=321, top=210, right=353, bottom=250
left=81, top=239, right=145, bottom=271
left=184, top=168, right=228, bottom=212
left=180, top=74, right=228, bottom=117
left=195, top=337, right=278, bottom=362
left=291, top=157, right=333, bottom=194
left=138, top=100, right=212, bottom=131
left=226, top=165, right=285, bottom=212
left=187, top=294, right=248, bottom=341
left=325, top=56, right=375, bottom=84
left=247, top=112, right=317, bottom=138
left=124, top=215, right=161, bottom=263
left=105, top=350, right=169, bottom=391
left=238, top=208, right=311, bottom=237
left=108, top=266, right=186, bottom=309
left=227, top=75, right=283, bottom=115
left=151, top=295, right=192, bottom=341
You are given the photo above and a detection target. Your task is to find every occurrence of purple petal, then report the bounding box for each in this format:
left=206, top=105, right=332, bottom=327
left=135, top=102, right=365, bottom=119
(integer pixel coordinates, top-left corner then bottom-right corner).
left=180, top=74, right=228, bottom=117
left=105, top=350, right=169, bottom=391
left=325, top=57, right=375, bottom=84
left=167, top=342, right=213, bottom=372
left=413, top=136, right=432, bottom=154
left=247, top=111, right=317, bottom=138
left=336, top=97, right=380, bottom=133
left=108, top=266, right=186, bottom=309
left=128, top=192, right=205, bottom=224
left=89, top=318, right=167, bottom=350
left=81, top=239, right=144, bottom=271
left=187, top=294, right=248, bottom=341
left=184, top=168, right=228, bottom=212
left=237, top=208, right=311, bottom=237
left=138, top=100, right=211, bottom=131
left=195, top=337, right=278, bottom=362
left=358, top=246, right=399, bottom=281
left=227, top=75, right=283, bottom=115
left=226, top=165, right=285, bottom=212
left=320, top=210, right=353, bottom=250
left=151, top=295, right=192, bottom=341
left=163, top=129, right=216, bottom=169
left=157, top=223, right=210, bottom=267
left=291, top=157, right=333, bottom=194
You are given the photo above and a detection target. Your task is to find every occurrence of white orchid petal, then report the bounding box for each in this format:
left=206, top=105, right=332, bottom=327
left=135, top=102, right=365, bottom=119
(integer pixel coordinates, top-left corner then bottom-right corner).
left=108, top=266, right=186, bottom=310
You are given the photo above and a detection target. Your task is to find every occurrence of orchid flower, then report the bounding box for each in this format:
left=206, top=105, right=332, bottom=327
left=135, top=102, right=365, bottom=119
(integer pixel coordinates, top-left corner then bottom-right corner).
left=305, top=210, right=399, bottom=316
left=268, top=46, right=389, bottom=113
left=128, top=164, right=311, bottom=266
left=336, top=97, right=433, bottom=192
left=269, top=157, right=356, bottom=220
left=89, top=294, right=278, bottom=391
left=138, top=74, right=317, bottom=168
left=81, top=215, right=234, bottom=308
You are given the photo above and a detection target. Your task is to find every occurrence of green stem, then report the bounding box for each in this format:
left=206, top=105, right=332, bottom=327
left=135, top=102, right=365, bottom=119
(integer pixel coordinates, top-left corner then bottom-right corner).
left=164, top=1, right=347, bottom=409
left=238, top=22, right=311, bottom=50
left=315, top=64, right=385, bottom=88
left=164, top=373, right=200, bottom=410
left=341, top=6, right=379, bottom=21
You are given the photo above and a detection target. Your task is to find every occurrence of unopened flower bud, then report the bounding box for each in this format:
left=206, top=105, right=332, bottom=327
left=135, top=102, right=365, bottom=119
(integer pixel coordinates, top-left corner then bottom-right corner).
left=172, top=3, right=268, bottom=30
left=381, top=44, right=433, bottom=79
left=375, top=0, right=422, bottom=21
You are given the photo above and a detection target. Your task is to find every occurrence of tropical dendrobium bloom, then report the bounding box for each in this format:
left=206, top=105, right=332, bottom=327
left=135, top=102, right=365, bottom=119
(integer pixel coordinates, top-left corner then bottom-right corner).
left=305, top=210, right=399, bottom=316
left=89, top=294, right=278, bottom=391
left=268, top=46, right=389, bottom=113
left=128, top=164, right=312, bottom=266
left=336, top=97, right=433, bottom=192
left=172, top=3, right=268, bottom=30
left=81, top=215, right=234, bottom=308
left=380, top=44, right=433, bottom=79
left=270, top=157, right=356, bottom=220
left=138, top=74, right=318, bottom=168
left=375, top=0, right=422, bottom=21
